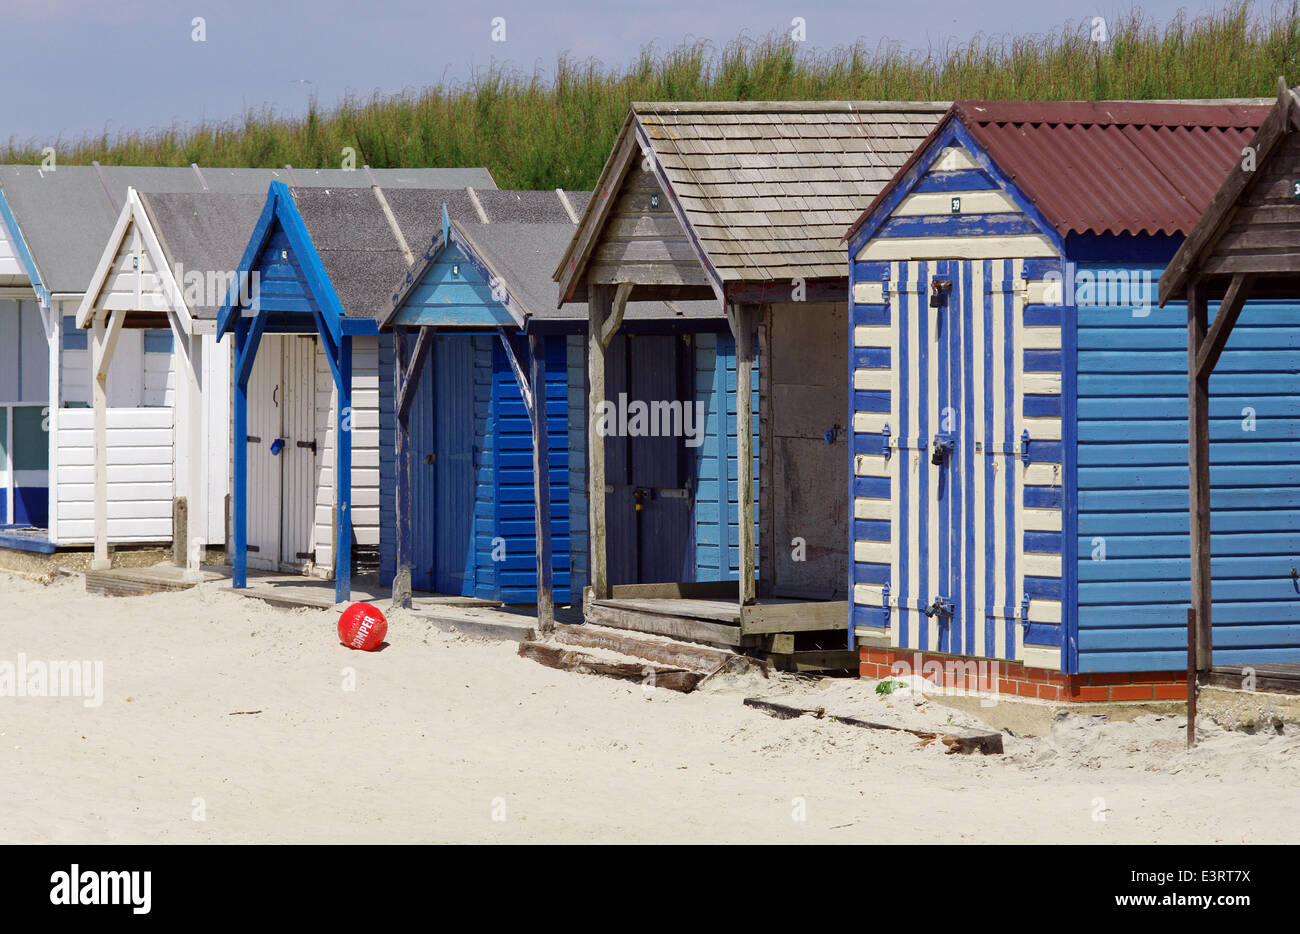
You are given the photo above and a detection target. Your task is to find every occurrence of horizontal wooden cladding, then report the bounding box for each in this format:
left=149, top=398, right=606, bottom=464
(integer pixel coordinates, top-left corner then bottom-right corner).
left=583, top=162, right=709, bottom=289
left=855, top=233, right=1056, bottom=261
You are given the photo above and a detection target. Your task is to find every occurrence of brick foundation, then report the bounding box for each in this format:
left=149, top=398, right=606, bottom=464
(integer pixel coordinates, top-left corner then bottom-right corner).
left=859, top=646, right=1187, bottom=703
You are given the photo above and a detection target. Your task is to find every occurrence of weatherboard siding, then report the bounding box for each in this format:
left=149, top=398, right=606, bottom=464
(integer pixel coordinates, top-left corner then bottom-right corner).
left=1074, top=263, right=1300, bottom=672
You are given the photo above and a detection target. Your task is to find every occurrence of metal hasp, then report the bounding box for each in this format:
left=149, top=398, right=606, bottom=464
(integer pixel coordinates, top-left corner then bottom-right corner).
left=923, top=596, right=954, bottom=619
left=929, top=278, right=952, bottom=307
left=930, top=433, right=954, bottom=466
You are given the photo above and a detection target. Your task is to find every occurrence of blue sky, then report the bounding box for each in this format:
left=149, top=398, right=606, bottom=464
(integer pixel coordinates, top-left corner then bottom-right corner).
left=5, top=0, right=1242, bottom=143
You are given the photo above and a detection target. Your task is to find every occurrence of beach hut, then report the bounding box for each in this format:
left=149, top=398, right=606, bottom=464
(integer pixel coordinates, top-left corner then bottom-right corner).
left=0, top=163, right=491, bottom=561
left=554, top=101, right=947, bottom=656
left=217, top=179, right=493, bottom=603
left=844, top=99, right=1298, bottom=699
left=73, top=188, right=265, bottom=573
left=375, top=188, right=715, bottom=629
left=1159, top=78, right=1300, bottom=691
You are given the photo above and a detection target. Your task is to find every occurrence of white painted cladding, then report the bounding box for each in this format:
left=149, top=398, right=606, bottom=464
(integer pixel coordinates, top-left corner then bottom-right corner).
left=312, top=335, right=380, bottom=573
left=54, top=407, right=174, bottom=543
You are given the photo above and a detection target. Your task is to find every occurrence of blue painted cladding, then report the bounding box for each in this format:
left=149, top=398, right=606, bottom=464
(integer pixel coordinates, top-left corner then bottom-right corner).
left=692, top=332, right=759, bottom=580
left=566, top=335, right=588, bottom=600
left=489, top=335, right=571, bottom=604
left=253, top=228, right=315, bottom=314
left=378, top=334, right=396, bottom=582
left=1075, top=262, right=1300, bottom=672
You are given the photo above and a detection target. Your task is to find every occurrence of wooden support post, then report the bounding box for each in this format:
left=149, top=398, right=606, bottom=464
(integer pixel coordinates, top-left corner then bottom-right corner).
left=177, top=329, right=205, bottom=576
left=731, top=301, right=757, bottom=608
left=393, top=328, right=413, bottom=608
left=587, top=284, right=613, bottom=600
left=335, top=335, right=354, bottom=605
left=529, top=334, right=555, bottom=632
left=90, top=312, right=110, bottom=571
left=232, top=319, right=250, bottom=589
left=1187, top=607, right=1198, bottom=749
left=1187, top=279, right=1213, bottom=671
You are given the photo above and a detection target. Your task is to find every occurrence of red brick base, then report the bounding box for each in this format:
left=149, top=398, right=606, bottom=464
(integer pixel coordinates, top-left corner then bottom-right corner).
left=859, top=646, right=1187, bottom=703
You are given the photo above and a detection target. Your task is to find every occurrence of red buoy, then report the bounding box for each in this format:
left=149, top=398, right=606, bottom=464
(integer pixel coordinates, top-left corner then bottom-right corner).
left=338, top=602, right=387, bottom=651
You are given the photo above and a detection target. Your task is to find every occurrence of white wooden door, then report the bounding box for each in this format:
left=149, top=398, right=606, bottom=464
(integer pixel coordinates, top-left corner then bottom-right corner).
left=279, top=337, right=317, bottom=569
left=245, top=335, right=282, bottom=571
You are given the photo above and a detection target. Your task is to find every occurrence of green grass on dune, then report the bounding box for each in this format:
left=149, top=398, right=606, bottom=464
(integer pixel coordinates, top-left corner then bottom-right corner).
left=5, top=2, right=1299, bottom=189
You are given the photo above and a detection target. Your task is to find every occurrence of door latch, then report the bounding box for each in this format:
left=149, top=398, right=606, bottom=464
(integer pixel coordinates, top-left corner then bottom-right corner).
left=296, top=439, right=318, bottom=455
left=931, top=434, right=954, bottom=466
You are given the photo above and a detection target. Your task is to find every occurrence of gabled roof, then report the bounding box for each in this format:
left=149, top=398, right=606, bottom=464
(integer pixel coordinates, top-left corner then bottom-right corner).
left=555, top=100, right=950, bottom=297
left=381, top=189, right=715, bottom=329
left=846, top=98, right=1272, bottom=244
left=0, top=164, right=496, bottom=299
left=1160, top=79, right=1300, bottom=303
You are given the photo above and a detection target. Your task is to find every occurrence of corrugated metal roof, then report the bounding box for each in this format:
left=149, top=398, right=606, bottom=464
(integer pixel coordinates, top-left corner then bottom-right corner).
left=847, top=99, right=1272, bottom=243
left=634, top=101, right=949, bottom=281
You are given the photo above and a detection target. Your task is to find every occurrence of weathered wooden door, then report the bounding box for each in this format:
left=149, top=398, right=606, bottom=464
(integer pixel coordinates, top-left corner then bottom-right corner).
left=279, top=336, right=317, bottom=569
left=245, top=335, right=282, bottom=571
left=605, top=334, right=693, bottom=585
left=433, top=336, right=476, bottom=595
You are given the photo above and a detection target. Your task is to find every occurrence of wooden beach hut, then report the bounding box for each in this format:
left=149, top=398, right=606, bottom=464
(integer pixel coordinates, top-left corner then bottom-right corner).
left=0, top=163, right=489, bottom=562
left=845, top=99, right=1298, bottom=700
left=216, top=178, right=492, bottom=603
left=375, top=188, right=716, bottom=630
left=555, top=101, right=947, bottom=658
left=1159, top=78, right=1300, bottom=692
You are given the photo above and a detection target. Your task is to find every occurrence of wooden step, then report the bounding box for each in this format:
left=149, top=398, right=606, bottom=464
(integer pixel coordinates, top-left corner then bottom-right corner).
left=517, top=641, right=708, bottom=693
left=552, top=623, right=748, bottom=673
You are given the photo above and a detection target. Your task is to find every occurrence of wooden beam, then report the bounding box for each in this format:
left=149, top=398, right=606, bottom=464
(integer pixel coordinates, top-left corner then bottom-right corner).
left=334, top=336, right=354, bottom=605
left=587, top=284, right=612, bottom=599
left=496, top=327, right=534, bottom=416
left=598, top=281, right=632, bottom=349
left=1194, top=273, right=1252, bottom=379
left=177, top=329, right=204, bottom=574
left=1187, top=279, right=1213, bottom=671
left=395, top=327, right=432, bottom=422
left=231, top=318, right=251, bottom=588
left=730, top=301, right=757, bottom=607
left=529, top=333, right=555, bottom=633
left=90, top=312, right=111, bottom=571
left=393, top=329, right=413, bottom=609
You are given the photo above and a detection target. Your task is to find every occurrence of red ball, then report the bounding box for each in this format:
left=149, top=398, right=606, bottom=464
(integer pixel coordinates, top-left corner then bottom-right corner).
left=338, top=602, right=387, bottom=651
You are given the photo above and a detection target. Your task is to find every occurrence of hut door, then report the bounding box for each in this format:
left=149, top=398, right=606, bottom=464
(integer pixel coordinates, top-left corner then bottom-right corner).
left=278, top=337, right=317, bottom=570
left=605, top=334, right=693, bottom=585
left=432, top=336, right=476, bottom=595
left=245, top=336, right=283, bottom=571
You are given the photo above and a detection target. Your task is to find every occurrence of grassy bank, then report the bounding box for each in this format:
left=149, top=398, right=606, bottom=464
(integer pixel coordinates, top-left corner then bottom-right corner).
left=4, top=2, right=1298, bottom=189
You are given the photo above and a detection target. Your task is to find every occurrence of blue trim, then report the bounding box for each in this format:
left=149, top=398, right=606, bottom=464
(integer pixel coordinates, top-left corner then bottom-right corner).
left=876, top=213, right=1043, bottom=239
left=847, top=118, right=1067, bottom=259
left=1060, top=260, right=1081, bottom=674
left=910, top=169, right=996, bottom=192
left=0, top=189, right=48, bottom=305
left=0, top=528, right=55, bottom=554
left=217, top=186, right=278, bottom=338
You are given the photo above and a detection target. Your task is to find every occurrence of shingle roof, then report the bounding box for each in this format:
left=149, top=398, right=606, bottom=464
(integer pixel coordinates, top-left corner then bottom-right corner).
left=378, top=189, right=715, bottom=327
left=633, top=101, right=949, bottom=280
left=846, top=99, right=1272, bottom=243
left=139, top=192, right=268, bottom=319
left=0, top=164, right=496, bottom=296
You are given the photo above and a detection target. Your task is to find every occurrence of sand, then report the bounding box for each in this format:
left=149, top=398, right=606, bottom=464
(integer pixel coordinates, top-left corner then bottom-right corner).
left=1, top=571, right=1297, bottom=844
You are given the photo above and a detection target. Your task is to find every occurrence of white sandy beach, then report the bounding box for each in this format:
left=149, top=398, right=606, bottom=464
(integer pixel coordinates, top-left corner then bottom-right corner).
left=0, top=571, right=1296, bottom=844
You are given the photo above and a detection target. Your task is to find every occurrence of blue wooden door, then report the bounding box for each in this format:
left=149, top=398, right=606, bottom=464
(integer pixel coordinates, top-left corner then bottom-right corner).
left=605, top=334, right=693, bottom=584
left=433, top=335, right=476, bottom=595
left=406, top=335, right=438, bottom=592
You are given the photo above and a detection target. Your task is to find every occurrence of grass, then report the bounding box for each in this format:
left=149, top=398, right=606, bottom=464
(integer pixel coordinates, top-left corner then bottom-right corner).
left=4, top=2, right=1299, bottom=190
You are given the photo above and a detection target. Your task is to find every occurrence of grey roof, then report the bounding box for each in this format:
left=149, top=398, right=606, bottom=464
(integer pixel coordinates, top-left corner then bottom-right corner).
left=380, top=190, right=716, bottom=327
left=139, top=191, right=269, bottom=319
left=0, top=164, right=496, bottom=296
left=580, top=101, right=951, bottom=282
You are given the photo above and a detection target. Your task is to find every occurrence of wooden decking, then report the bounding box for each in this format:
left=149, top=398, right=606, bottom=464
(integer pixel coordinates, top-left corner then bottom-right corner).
left=1209, top=663, right=1300, bottom=695
left=85, top=564, right=226, bottom=597
left=582, top=581, right=853, bottom=669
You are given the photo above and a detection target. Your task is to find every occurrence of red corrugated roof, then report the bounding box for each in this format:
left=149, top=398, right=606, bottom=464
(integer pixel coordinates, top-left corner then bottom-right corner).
left=846, top=100, right=1272, bottom=242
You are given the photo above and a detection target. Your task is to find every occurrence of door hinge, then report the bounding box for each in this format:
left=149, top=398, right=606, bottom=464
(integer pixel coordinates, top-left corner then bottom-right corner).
left=295, top=551, right=314, bottom=560
left=245, top=435, right=261, bottom=444
left=246, top=545, right=260, bottom=553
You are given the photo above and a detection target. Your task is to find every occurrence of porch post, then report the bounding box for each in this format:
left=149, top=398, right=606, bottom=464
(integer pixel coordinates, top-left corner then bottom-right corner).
left=393, top=328, right=412, bottom=608
left=586, top=284, right=612, bottom=600
left=334, top=334, right=353, bottom=605
left=90, top=312, right=110, bottom=571
left=1187, top=279, right=1212, bottom=671
left=529, top=333, right=555, bottom=632
left=232, top=319, right=249, bottom=589
left=731, top=302, right=757, bottom=608
left=176, top=330, right=205, bottom=576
